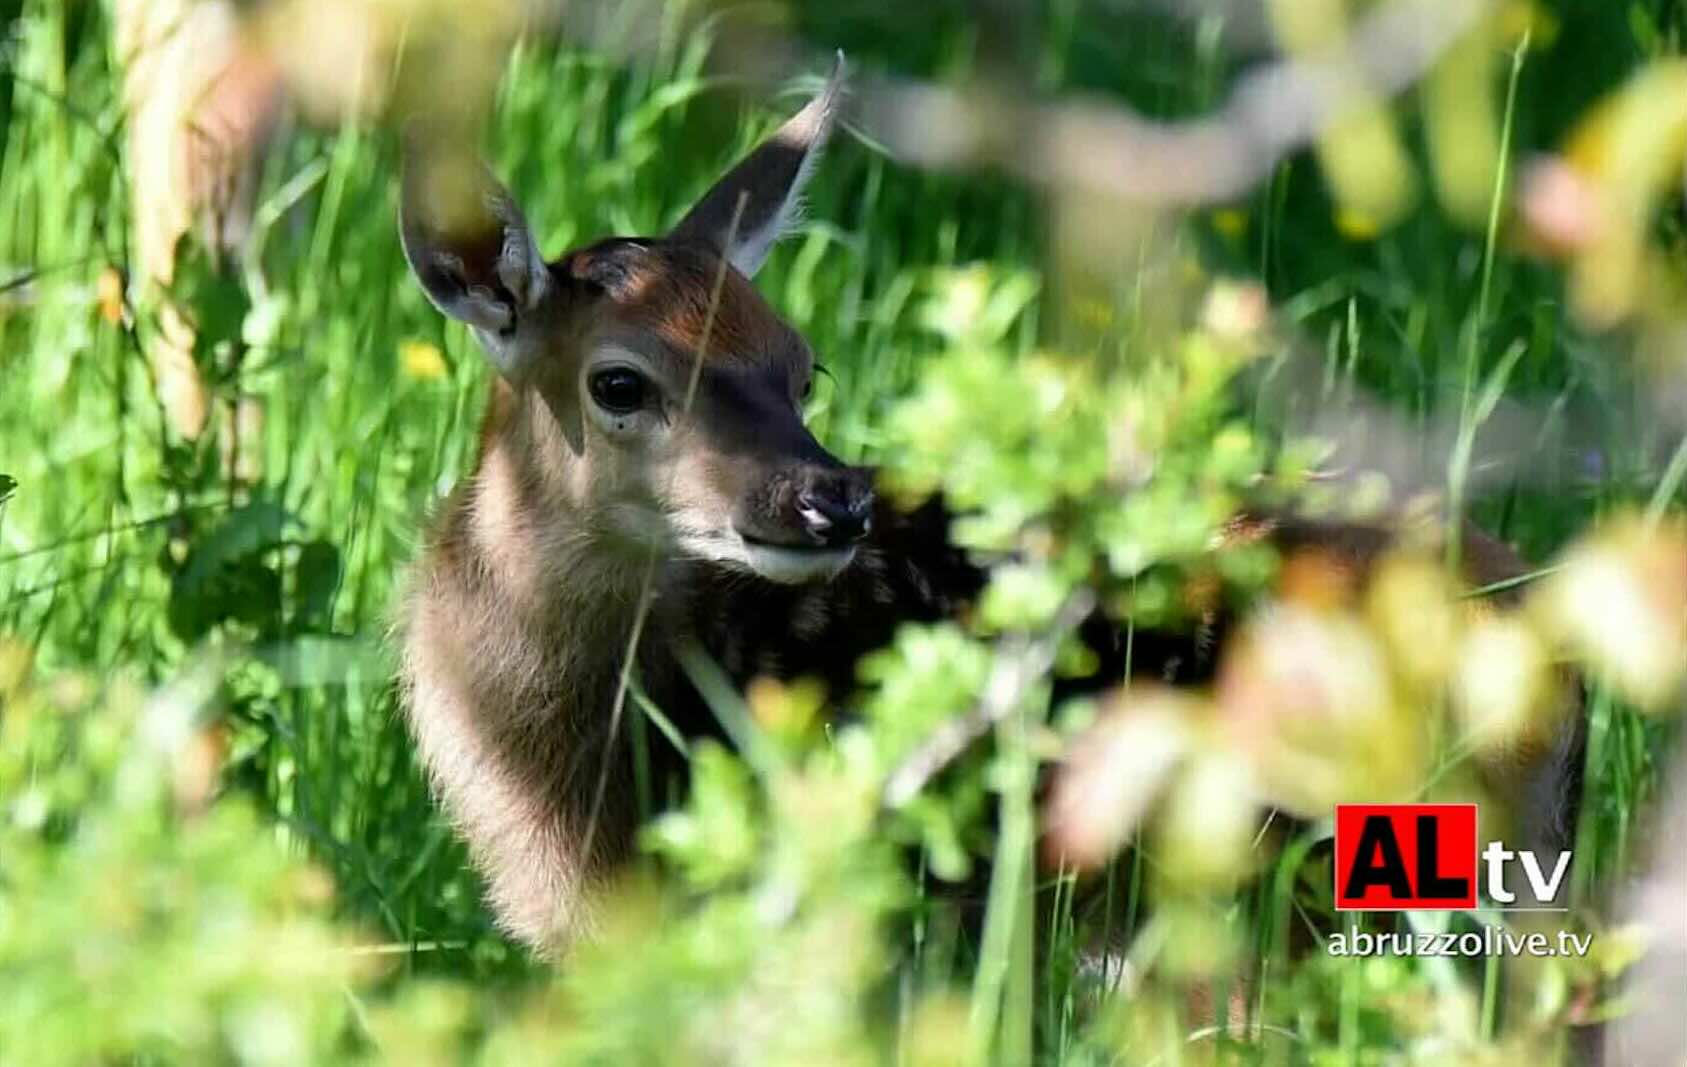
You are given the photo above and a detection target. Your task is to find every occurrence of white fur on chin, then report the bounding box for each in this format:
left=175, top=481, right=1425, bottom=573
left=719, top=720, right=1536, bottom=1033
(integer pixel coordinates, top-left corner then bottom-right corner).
left=740, top=540, right=855, bottom=584
left=676, top=531, right=855, bottom=584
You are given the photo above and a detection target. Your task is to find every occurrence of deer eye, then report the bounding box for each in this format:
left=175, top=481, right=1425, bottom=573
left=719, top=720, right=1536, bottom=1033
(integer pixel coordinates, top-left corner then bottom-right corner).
left=588, top=367, right=648, bottom=414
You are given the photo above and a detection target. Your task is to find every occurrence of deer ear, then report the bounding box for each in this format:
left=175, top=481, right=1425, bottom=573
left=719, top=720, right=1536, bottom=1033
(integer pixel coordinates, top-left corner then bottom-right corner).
left=400, top=138, right=553, bottom=381
left=670, top=54, right=846, bottom=277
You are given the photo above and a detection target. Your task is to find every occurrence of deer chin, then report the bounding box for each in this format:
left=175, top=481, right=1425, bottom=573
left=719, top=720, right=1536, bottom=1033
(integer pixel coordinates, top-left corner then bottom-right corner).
left=738, top=537, right=856, bottom=585
left=674, top=529, right=855, bottom=585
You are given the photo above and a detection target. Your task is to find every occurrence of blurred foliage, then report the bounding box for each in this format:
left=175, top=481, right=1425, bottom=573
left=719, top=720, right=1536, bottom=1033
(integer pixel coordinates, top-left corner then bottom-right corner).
left=0, top=657, right=367, bottom=1063
left=2, top=0, right=1687, bottom=1063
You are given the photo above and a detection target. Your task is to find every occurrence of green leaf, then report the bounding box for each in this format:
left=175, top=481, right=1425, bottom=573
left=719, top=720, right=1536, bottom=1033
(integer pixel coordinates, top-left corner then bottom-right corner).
left=167, top=499, right=296, bottom=641
left=177, top=499, right=294, bottom=589
left=643, top=742, right=760, bottom=888
left=291, top=540, right=342, bottom=631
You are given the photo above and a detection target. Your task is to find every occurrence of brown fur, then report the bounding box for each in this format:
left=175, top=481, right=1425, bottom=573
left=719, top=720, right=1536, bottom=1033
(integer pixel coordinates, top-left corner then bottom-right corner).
left=562, top=241, right=807, bottom=369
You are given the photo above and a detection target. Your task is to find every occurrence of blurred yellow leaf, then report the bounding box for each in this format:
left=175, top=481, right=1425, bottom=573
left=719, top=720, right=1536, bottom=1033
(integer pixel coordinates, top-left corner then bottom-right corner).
left=747, top=675, right=825, bottom=743
left=1424, top=17, right=1502, bottom=228
left=1218, top=603, right=1424, bottom=814
left=899, top=993, right=972, bottom=1067
left=1155, top=747, right=1259, bottom=889
left=1532, top=515, right=1687, bottom=710
left=257, top=0, right=524, bottom=125
left=1499, top=0, right=1559, bottom=49
left=1366, top=554, right=1463, bottom=692
left=1335, top=206, right=1385, bottom=242
left=1555, top=62, right=1687, bottom=326
left=1271, top=0, right=1417, bottom=235
left=0, top=636, right=33, bottom=698
left=1157, top=899, right=1242, bottom=979
left=1043, top=688, right=1197, bottom=870
left=1452, top=616, right=1556, bottom=752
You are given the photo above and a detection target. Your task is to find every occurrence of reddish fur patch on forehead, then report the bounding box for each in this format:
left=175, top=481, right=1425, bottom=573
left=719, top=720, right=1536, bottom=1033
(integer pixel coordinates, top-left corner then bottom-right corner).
left=564, top=240, right=804, bottom=368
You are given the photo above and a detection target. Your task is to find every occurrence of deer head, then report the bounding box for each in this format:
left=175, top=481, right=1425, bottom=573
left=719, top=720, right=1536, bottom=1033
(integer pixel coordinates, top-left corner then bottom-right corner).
left=400, top=58, right=870, bottom=587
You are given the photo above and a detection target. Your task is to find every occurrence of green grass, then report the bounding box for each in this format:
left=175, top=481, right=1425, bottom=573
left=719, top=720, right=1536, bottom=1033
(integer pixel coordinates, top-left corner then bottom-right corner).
left=2, top=0, right=1685, bottom=1062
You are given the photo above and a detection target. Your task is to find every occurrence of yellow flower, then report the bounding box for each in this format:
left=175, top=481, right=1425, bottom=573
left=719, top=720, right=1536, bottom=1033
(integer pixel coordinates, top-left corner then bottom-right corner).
left=746, top=675, right=824, bottom=745
left=1210, top=209, right=1248, bottom=239
left=399, top=339, right=449, bottom=381
left=96, top=265, right=126, bottom=325
left=1499, top=0, right=1560, bottom=49
left=1335, top=207, right=1383, bottom=241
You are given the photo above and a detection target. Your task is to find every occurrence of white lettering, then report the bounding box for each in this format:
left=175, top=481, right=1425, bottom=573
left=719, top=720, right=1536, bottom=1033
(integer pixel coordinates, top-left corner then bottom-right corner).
left=1519, top=850, right=1573, bottom=905
left=1482, top=841, right=1517, bottom=903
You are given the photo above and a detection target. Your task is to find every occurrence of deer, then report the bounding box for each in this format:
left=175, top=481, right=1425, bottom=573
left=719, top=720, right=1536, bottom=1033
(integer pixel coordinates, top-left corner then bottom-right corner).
left=396, top=59, right=1582, bottom=955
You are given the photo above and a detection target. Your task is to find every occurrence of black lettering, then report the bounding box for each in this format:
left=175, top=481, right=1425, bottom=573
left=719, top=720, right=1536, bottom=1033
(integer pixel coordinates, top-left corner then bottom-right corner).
left=1343, top=816, right=1414, bottom=900
left=1415, top=815, right=1471, bottom=900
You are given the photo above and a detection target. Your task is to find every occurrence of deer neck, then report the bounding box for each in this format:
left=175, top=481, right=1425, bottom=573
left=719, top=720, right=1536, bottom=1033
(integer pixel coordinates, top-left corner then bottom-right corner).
left=466, top=382, right=649, bottom=628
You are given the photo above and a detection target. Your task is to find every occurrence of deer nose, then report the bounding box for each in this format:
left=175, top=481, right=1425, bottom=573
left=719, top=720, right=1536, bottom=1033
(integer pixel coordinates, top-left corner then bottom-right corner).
left=795, top=483, right=873, bottom=547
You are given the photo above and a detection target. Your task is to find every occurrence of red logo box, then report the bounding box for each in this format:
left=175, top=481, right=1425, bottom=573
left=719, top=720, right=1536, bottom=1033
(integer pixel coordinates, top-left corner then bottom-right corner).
left=1334, top=803, right=1478, bottom=911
